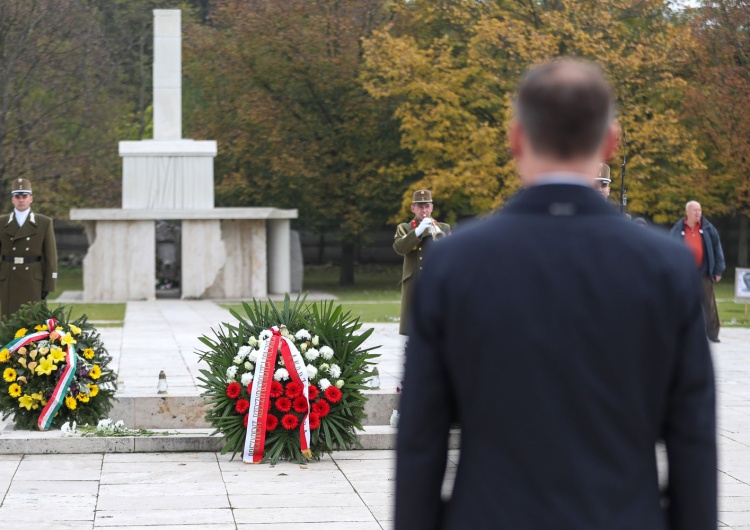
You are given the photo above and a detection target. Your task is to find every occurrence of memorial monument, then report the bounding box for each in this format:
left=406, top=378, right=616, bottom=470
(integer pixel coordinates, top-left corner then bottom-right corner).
left=71, top=10, right=297, bottom=301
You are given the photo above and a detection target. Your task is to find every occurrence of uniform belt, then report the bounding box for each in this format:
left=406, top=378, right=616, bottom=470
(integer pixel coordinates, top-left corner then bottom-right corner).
left=1, top=256, right=42, bottom=264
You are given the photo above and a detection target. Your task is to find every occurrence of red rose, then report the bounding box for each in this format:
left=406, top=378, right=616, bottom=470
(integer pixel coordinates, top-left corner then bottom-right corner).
left=313, top=399, right=330, bottom=418
left=269, top=381, right=283, bottom=398
left=275, top=397, right=292, bottom=412
left=235, top=399, right=250, bottom=414
left=293, top=396, right=309, bottom=414
left=281, top=414, right=299, bottom=430
left=266, top=415, right=278, bottom=431
left=285, top=381, right=303, bottom=399
left=243, top=413, right=249, bottom=427
left=324, top=386, right=342, bottom=403
left=308, top=412, right=321, bottom=430
left=307, top=385, right=319, bottom=400
left=226, top=382, right=241, bottom=399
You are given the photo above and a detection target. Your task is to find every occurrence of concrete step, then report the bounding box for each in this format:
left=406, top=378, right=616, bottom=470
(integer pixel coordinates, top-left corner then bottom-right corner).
left=109, top=390, right=400, bottom=429
left=0, top=425, right=460, bottom=454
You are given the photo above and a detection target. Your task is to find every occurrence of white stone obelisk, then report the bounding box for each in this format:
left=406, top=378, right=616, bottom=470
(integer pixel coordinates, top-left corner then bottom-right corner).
left=120, top=9, right=216, bottom=210
left=153, top=10, right=182, bottom=140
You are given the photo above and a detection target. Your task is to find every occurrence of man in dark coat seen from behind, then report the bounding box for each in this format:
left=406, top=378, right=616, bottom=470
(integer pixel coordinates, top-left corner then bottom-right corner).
left=395, top=59, right=717, bottom=530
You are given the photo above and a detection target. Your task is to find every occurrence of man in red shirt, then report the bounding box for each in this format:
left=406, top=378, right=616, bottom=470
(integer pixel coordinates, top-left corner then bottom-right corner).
left=670, top=201, right=725, bottom=342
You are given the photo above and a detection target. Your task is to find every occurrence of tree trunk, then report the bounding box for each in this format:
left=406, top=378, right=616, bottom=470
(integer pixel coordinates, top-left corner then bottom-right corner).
left=739, top=215, right=748, bottom=268
left=339, top=242, right=355, bottom=286
left=317, top=233, right=325, bottom=264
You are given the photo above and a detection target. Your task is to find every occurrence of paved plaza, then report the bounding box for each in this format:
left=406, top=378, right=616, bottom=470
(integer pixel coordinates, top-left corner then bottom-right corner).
left=0, top=300, right=747, bottom=528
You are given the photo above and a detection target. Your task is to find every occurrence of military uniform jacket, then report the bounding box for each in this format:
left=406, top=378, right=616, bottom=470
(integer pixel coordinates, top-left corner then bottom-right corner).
left=393, top=219, right=451, bottom=335
left=0, top=210, right=57, bottom=318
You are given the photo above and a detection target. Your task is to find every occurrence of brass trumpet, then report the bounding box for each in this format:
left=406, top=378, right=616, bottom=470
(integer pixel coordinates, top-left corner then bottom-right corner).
left=427, top=219, right=446, bottom=241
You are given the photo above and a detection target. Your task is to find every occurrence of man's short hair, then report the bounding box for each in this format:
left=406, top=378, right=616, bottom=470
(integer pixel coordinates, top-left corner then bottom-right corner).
left=515, top=59, right=615, bottom=160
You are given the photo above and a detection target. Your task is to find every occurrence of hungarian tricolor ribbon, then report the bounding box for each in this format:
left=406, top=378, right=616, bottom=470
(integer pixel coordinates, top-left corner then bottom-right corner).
left=1, top=318, right=79, bottom=431
left=243, top=326, right=311, bottom=463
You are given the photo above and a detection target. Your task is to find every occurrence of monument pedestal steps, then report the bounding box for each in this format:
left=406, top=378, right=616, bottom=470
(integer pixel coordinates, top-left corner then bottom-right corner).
left=0, top=300, right=466, bottom=454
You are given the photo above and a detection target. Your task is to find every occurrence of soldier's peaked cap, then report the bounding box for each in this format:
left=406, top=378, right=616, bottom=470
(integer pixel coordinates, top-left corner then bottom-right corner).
left=11, top=179, right=32, bottom=195
left=412, top=190, right=433, bottom=204
left=596, top=164, right=611, bottom=184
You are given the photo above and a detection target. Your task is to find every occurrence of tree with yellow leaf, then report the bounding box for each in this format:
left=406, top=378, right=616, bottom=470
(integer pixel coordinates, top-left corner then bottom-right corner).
left=363, top=0, right=705, bottom=222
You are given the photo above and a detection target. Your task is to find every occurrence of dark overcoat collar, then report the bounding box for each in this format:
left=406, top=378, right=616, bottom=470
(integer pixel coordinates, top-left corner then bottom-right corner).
left=502, top=184, right=620, bottom=217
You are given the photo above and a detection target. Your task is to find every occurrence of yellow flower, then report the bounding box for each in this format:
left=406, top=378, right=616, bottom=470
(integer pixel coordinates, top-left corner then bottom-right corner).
left=18, top=395, right=35, bottom=410
left=88, top=384, right=99, bottom=397
left=69, top=324, right=82, bottom=336
left=3, top=367, right=17, bottom=382
left=0, top=349, right=9, bottom=363
left=34, top=324, right=48, bottom=332
left=35, top=356, right=57, bottom=376
left=83, top=348, right=95, bottom=360
left=31, top=392, right=44, bottom=402
left=89, top=365, right=102, bottom=380
left=60, top=333, right=77, bottom=347
left=49, top=347, right=66, bottom=363
left=65, top=396, right=77, bottom=410
left=76, top=393, right=90, bottom=403
left=8, top=383, right=21, bottom=397
left=14, top=328, right=28, bottom=338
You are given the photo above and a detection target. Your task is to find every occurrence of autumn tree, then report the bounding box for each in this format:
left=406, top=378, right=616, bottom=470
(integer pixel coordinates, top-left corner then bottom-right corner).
left=363, top=0, right=705, bottom=223
left=184, top=0, right=410, bottom=284
left=683, top=0, right=750, bottom=264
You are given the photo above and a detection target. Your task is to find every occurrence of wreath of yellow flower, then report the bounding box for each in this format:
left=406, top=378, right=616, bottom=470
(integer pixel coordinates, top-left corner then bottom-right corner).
left=14, top=328, right=28, bottom=339
left=3, top=367, right=17, bottom=382
left=8, top=383, right=21, bottom=398
left=83, top=348, right=95, bottom=360
left=88, top=384, right=99, bottom=397
left=0, top=349, right=9, bottom=363
left=89, top=365, right=101, bottom=379
left=65, top=396, right=77, bottom=410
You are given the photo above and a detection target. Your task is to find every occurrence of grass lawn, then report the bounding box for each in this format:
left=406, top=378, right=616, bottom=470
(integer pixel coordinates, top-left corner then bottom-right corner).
left=37, top=264, right=750, bottom=328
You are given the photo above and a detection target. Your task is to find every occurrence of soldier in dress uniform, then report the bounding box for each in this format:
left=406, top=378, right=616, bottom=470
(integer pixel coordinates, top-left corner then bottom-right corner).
left=393, top=190, right=451, bottom=335
left=0, top=179, right=57, bottom=318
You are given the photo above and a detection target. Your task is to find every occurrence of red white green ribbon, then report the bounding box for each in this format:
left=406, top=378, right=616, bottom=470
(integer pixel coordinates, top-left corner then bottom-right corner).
left=243, top=326, right=311, bottom=463
left=1, top=319, right=79, bottom=431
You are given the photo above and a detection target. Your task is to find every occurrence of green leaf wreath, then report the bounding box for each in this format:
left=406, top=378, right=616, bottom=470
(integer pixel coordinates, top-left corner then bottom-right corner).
left=0, top=302, right=117, bottom=430
left=197, top=294, right=379, bottom=464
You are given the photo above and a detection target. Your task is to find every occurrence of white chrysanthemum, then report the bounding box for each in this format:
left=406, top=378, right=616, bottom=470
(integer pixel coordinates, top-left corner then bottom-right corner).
left=299, top=342, right=308, bottom=352
left=304, top=348, right=319, bottom=361
left=274, top=368, right=289, bottom=381
left=233, top=355, right=243, bottom=365
left=244, top=361, right=254, bottom=372
left=319, top=378, right=332, bottom=390
left=319, top=346, right=334, bottom=360
left=329, top=364, right=341, bottom=379
left=259, top=330, right=272, bottom=340
left=335, top=379, right=344, bottom=389
left=312, top=335, right=319, bottom=346
left=61, top=421, right=77, bottom=436
left=295, top=329, right=311, bottom=341
left=114, top=420, right=125, bottom=429
left=241, top=372, right=254, bottom=386
left=248, top=349, right=259, bottom=362
left=238, top=345, right=252, bottom=359
left=306, top=364, right=318, bottom=379
left=97, top=418, right=112, bottom=430
left=249, top=336, right=259, bottom=347
left=226, top=365, right=239, bottom=380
